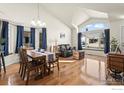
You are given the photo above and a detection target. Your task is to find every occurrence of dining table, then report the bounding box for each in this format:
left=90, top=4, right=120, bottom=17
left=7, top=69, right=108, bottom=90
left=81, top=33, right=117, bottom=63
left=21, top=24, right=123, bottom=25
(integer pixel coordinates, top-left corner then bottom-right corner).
left=27, top=49, right=56, bottom=62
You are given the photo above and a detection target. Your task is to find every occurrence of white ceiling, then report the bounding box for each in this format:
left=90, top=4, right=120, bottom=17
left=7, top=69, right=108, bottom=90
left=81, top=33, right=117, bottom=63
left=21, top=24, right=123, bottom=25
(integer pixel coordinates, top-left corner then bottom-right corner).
left=41, top=3, right=109, bottom=29
left=41, top=3, right=124, bottom=29
left=40, top=4, right=77, bottom=29
left=77, top=3, right=124, bottom=20
left=0, top=3, right=123, bottom=29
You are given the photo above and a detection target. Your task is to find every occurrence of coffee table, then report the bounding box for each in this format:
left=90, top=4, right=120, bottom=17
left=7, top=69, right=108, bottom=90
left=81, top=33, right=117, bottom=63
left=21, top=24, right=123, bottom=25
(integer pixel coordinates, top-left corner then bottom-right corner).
left=73, top=50, right=85, bottom=60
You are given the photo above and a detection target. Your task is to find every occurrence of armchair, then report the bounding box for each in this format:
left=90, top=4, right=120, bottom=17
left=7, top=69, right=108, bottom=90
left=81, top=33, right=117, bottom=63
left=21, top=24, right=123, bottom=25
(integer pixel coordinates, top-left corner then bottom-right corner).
left=58, top=44, right=73, bottom=57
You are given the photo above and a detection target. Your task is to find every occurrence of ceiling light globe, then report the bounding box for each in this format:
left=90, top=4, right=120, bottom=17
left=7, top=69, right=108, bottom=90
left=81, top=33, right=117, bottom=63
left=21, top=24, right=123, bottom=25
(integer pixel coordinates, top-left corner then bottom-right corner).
left=42, top=22, right=46, bottom=28
left=31, top=20, right=36, bottom=26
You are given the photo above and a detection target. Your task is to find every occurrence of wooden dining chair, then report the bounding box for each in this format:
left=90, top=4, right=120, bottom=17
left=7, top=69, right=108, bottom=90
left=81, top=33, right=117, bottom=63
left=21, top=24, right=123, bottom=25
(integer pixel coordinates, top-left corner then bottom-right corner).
left=18, top=47, right=34, bottom=73
left=106, top=53, right=124, bottom=84
left=18, top=48, right=23, bottom=76
left=18, top=48, right=28, bottom=79
left=20, top=49, right=46, bottom=85
left=26, top=56, right=46, bottom=84
left=19, top=48, right=35, bottom=80
left=48, top=52, right=60, bottom=73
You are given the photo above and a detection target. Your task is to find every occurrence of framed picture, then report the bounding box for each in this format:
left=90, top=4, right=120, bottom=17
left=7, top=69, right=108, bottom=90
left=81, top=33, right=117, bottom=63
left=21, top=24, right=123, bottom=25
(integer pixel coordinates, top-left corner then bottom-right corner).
left=89, top=38, right=98, bottom=43
left=60, top=33, right=65, bottom=38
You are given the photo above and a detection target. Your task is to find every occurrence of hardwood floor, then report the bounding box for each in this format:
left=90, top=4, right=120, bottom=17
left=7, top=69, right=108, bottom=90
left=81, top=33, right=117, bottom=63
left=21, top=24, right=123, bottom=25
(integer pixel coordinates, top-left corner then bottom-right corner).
left=0, top=54, right=122, bottom=85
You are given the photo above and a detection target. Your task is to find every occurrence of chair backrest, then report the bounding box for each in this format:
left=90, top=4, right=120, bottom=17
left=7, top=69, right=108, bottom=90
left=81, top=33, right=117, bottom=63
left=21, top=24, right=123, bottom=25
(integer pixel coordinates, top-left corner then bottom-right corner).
left=19, top=48, right=23, bottom=63
left=107, top=53, right=124, bottom=72
left=34, top=56, right=46, bottom=66
left=55, top=53, right=60, bottom=61
left=21, top=48, right=29, bottom=64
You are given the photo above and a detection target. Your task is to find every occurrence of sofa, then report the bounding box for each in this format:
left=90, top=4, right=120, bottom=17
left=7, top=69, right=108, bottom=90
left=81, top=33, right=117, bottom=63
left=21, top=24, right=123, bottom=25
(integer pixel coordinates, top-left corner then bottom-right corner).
left=58, top=44, right=73, bottom=57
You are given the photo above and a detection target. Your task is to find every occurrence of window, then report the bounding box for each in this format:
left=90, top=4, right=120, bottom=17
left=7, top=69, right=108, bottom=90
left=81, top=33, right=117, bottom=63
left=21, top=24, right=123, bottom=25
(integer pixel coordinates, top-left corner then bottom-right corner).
left=81, top=23, right=109, bottom=32
left=23, top=31, right=31, bottom=47
left=81, top=36, right=86, bottom=48
left=39, top=32, right=42, bottom=48
left=80, top=23, right=108, bottom=49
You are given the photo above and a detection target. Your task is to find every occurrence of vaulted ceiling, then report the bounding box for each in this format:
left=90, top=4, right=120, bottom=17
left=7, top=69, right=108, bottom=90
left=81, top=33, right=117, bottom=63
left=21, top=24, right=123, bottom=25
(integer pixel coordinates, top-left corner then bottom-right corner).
left=41, top=3, right=109, bottom=29
left=0, top=3, right=123, bottom=29
left=77, top=3, right=124, bottom=20
left=41, top=3, right=124, bottom=29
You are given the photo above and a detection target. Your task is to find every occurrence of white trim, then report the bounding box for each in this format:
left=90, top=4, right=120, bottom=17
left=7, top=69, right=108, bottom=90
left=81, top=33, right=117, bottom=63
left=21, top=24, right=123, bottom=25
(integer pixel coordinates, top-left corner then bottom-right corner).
left=4, top=54, right=19, bottom=66
left=120, top=25, right=123, bottom=45
left=120, top=25, right=123, bottom=44
left=120, top=25, right=124, bottom=51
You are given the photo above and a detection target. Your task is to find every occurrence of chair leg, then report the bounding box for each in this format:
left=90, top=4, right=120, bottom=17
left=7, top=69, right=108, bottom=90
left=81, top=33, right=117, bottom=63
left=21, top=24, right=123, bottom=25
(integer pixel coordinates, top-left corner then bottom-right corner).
left=48, top=63, right=51, bottom=74
left=57, top=62, right=59, bottom=71
left=21, top=64, right=24, bottom=78
left=44, top=64, right=46, bottom=76
left=18, top=65, right=21, bottom=74
left=122, top=74, right=124, bottom=85
left=106, top=69, right=109, bottom=80
left=26, top=71, right=30, bottom=85
left=19, top=64, right=22, bottom=75
left=22, top=65, right=27, bottom=80
left=0, top=59, right=1, bottom=75
left=19, top=64, right=21, bottom=74
left=1, top=53, right=6, bottom=73
left=20, top=64, right=24, bottom=79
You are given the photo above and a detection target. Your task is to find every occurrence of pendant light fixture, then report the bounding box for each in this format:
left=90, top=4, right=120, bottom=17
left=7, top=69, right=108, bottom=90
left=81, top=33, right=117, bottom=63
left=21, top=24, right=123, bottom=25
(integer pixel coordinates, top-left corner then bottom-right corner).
left=31, top=3, right=46, bottom=27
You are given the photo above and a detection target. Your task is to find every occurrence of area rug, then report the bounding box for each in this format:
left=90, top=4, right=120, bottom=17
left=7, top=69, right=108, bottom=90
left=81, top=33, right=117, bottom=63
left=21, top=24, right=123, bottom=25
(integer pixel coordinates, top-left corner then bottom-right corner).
left=59, top=57, right=76, bottom=63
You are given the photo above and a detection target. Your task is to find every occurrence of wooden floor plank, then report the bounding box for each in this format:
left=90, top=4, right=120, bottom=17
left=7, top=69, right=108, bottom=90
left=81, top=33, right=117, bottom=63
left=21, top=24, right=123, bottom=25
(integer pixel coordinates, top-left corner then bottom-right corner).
left=0, top=55, right=122, bottom=85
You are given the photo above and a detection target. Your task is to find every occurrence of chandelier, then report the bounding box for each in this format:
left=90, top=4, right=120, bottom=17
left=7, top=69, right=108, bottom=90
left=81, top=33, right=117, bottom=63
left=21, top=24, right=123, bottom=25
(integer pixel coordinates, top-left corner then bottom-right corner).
left=31, top=3, right=46, bottom=27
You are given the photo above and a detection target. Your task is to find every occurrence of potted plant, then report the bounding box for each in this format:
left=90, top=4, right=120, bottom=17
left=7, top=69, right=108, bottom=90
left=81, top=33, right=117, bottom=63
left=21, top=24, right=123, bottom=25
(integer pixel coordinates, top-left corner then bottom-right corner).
left=110, top=37, right=118, bottom=52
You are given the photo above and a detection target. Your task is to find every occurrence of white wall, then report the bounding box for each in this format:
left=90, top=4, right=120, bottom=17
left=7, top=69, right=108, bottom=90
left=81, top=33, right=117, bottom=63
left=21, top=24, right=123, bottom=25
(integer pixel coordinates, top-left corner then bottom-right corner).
left=109, top=19, right=124, bottom=52
left=109, top=20, right=124, bottom=43
left=4, top=54, right=19, bottom=66
left=37, top=7, right=71, bottom=49
left=71, top=8, right=89, bottom=26
left=0, top=3, right=71, bottom=46
left=71, top=28, right=78, bottom=48
left=0, top=4, right=71, bottom=66
left=46, top=16, right=71, bottom=47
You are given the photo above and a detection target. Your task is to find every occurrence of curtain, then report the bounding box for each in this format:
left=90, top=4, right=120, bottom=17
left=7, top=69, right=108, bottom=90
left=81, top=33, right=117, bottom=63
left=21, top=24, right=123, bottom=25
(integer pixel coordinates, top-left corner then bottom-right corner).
left=15, top=25, right=24, bottom=53
left=104, top=29, right=110, bottom=54
left=1, top=21, right=9, bottom=56
left=78, top=32, right=82, bottom=50
left=41, top=28, right=47, bottom=50
left=30, top=28, right=35, bottom=49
